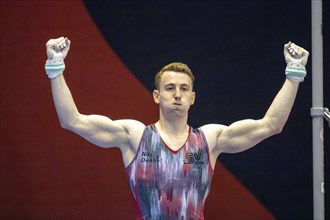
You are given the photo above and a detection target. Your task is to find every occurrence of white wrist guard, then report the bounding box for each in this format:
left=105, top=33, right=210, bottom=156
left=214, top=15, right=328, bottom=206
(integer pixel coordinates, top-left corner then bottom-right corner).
left=45, top=58, right=65, bottom=79
left=285, top=62, right=306, bottom=82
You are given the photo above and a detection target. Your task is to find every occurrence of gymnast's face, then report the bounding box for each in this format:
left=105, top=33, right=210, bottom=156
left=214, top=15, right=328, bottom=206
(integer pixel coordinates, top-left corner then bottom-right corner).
left=153, top=71, right=195, bottom=116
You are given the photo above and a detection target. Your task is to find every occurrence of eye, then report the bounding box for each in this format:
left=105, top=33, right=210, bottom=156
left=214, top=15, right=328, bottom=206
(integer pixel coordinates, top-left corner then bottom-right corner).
left=181, top=86, right=189, bottom=91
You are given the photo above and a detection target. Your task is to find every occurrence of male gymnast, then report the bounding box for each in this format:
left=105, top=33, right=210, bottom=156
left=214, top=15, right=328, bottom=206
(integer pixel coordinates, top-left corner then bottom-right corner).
left=45, top=37, right=309, bottom=219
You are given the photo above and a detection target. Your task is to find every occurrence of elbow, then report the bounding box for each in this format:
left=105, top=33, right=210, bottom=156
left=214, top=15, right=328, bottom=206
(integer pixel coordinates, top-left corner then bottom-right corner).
left=272, top=126, right=283, bottom=135
left=265, top=118, right=284, bottom=136
left=269, top=123, right=284, bottom=136
left=58, top=113, right=81, bottom=131
left=60, top=121, right=71, bottom=130
left=59, top=114, right=84, bottom=133
left=59, top=119, right=77, bottom=131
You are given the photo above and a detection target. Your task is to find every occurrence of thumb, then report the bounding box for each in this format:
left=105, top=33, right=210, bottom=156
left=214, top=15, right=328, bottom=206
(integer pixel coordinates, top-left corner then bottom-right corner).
left=283, top=41, right=293, bottom=63
left=62, top=38, right=71, bottom=58
left=300, top=47, right=309, bottom=66
left=46, top=44, right=54, bottom=59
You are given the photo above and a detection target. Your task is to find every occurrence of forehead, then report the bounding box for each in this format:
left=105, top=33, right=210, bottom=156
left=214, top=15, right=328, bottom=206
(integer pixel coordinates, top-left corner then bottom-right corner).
left=160, top=71, right=192, bottom=86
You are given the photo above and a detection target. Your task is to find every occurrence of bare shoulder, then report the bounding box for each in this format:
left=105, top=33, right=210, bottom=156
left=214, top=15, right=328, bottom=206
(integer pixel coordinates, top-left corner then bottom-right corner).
left=116, top=119, right=146, bottom=129
left=199, top=124, right=227, bottom=151
left=116, top=119, right=146, bottom=167
left=199, top=124, right=227, bottom=168
left=116, top=119, right=146, bottom=142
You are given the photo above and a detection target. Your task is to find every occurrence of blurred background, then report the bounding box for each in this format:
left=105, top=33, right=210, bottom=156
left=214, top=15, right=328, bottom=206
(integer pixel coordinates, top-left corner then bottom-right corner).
left=1, top=1, right=329, bottom=219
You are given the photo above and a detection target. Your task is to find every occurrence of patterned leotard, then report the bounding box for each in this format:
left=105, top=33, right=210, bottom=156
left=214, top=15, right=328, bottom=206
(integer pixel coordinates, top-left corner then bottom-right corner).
left=125, top=124, right=214, bottom=220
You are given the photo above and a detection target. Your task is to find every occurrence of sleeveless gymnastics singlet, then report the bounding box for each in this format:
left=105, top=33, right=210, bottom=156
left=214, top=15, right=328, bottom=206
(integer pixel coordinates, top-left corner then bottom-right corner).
left=125, top=124, right=214, bottom=220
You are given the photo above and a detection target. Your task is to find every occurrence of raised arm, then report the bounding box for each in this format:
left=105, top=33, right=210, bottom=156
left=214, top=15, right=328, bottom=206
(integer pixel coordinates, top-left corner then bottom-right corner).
left=45, top=37, right=145, bottom=156
left=204, top=42, right=309, bottom=156
left=218, top=78, right=299, bottom=154
left=51, top=74, right=132, bottom=148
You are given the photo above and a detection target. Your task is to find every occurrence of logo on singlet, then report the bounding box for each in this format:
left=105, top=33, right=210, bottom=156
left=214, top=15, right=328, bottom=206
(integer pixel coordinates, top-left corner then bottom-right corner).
left=184, top=149, right=204, bottom=165
left=141, top=151, right=161, bottom=163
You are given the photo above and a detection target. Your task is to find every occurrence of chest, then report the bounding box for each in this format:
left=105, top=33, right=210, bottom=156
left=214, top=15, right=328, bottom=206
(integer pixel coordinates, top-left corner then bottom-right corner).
left=125, top=126, right=213, bottom=219
left=129, top=127, right=211, bottom=182
left=160, top=134, right=188, bottom=152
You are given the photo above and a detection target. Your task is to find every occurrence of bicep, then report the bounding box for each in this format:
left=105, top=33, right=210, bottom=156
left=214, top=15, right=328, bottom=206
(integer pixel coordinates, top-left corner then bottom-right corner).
left=217, top=118, right=276, bottom=153
left=67, top=114, right=129, bottom=148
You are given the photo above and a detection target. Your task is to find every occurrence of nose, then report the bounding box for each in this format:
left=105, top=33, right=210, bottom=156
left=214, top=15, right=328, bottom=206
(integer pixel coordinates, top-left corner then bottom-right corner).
left=174, top=88, right=181, bottom=100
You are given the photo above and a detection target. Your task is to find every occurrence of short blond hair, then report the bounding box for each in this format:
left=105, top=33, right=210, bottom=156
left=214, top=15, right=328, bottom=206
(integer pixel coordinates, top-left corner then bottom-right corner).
left=155, top=62, right=195, bottom=89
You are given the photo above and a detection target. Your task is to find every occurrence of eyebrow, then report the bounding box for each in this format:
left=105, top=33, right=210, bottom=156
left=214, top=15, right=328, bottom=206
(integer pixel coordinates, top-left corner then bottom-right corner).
left=164, top=83, right=190, bottom=87
left=163, top=83, right=191, bottom=90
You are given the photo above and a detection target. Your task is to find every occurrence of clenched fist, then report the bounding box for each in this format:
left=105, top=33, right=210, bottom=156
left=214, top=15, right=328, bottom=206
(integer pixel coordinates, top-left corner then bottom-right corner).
left=284, top=42, right=309, bottom=82
left=46, top=37, right=71, bottom=60
left=45, top=37, right=71, bottom=79
left=284, top=41, right=309, bottom=67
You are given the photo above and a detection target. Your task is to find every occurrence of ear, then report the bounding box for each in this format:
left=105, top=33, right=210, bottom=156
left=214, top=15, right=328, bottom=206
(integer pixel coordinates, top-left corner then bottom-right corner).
left=191, top=91, right=196, bottom=105
left=153, top=90, right=160, bottom=104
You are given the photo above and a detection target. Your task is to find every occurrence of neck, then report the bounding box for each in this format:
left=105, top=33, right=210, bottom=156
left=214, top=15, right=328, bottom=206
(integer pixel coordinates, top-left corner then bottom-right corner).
left=156, top=114, right=189, bottom=136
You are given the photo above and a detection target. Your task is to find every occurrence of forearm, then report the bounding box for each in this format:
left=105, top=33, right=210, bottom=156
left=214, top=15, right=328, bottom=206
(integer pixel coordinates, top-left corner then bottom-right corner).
left=263, top=42, right=309, bottom=133
left=263, top=79, right=299, bottom=133
left=51, top=74, right=80, bottom=129
left=216, top=42, right=309, bottom=153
